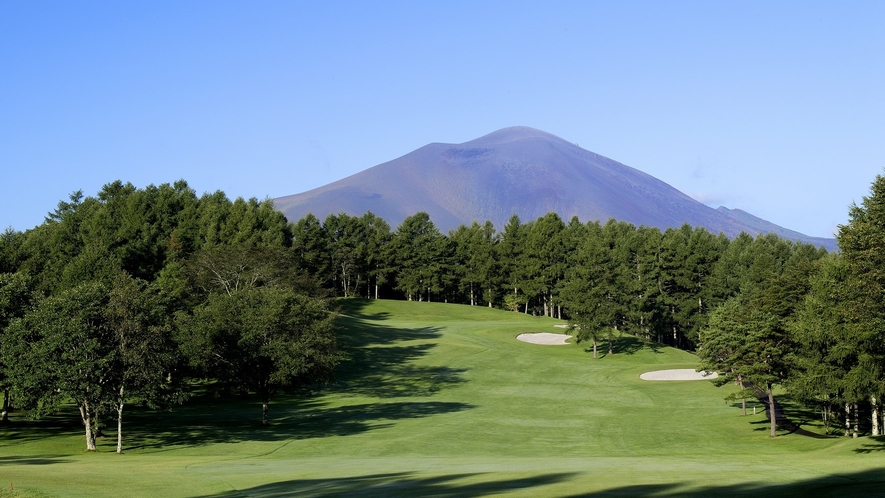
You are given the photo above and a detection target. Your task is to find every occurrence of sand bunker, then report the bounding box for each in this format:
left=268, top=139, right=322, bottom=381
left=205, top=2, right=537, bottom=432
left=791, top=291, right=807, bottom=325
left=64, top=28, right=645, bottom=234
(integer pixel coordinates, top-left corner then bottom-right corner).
left=516, top=333, right=572, bottom=345
left=640, top=369, right=719, bottom=381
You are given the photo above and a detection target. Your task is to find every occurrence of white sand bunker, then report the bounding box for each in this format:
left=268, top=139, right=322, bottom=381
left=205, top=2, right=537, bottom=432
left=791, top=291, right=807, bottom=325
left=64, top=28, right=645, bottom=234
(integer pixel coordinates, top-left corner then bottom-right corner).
left=516, top=333, right=572, bottom=345
left=640, top=369, right=719, bottom=381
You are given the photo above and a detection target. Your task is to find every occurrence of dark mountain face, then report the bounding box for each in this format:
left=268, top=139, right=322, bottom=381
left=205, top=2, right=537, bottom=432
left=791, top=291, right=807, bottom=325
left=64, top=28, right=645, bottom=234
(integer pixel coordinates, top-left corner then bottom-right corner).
left=274, top=126, right=836, bottom=250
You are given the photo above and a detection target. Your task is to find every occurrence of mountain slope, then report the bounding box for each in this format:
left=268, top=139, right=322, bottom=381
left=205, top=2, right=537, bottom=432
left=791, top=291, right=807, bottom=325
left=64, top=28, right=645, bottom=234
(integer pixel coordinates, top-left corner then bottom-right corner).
left=274, top=127, right=836, bottom=250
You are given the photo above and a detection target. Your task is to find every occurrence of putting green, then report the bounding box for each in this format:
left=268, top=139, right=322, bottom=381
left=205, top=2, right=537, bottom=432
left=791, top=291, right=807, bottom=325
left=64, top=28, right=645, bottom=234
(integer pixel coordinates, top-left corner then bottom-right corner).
left=1, top=299, right=883, bottom=497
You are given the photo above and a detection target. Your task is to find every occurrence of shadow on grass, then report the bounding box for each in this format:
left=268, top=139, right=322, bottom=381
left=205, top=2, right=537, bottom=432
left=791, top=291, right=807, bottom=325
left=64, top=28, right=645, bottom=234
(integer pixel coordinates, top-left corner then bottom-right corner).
left=123, top=394, right=473, bottom=451
left=854, top=436, right=885, bottom=453
left=120, top=299, right=473, bottom=451
left=563, top=467, right=885, bottom=497
left=590, top=335, right=664, bottom=358
left=0, top=411, right=82, bottom=446
left=191, top=467, right=885, bottom=497
left=195, top=471, right=578, bottom=497
left=612, top=335, right=663, bottom=355
left=332, top=298, right=467, bottom=398
left=0, top=455, right=71, bottom=466
left=6, top=299, right=470, bottom=452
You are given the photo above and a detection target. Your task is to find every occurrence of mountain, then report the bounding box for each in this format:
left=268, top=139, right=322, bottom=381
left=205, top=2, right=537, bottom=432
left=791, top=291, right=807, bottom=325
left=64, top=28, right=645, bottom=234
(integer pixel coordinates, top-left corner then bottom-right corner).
left=274, top=127, right=837, bottom=250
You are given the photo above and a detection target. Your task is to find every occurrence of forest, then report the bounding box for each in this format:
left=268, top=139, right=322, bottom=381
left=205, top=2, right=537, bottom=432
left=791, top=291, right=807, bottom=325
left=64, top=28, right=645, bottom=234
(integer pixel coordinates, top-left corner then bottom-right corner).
left=1, top=174, right=885, bottom=450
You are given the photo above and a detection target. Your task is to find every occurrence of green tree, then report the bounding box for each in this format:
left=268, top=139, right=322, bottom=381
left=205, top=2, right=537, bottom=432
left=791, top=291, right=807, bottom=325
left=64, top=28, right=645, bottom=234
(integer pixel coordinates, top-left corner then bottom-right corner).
left=361, top=212, right=392, bottom=299
left=0, top=272, right=34, bottom=424
left=290, top=213, right=331, bottom=288
left=788, top=254, right=854, bottom=435
left=698, top=297, right=789, bottom=437
left=324, top=213, right=367, bottom=297
left=451, top=221, right=499, bottom=307
left=105, top=273, right=185, bottom=453
left=834, top=172, right=885, bottom=435
left=561, top=221, right=620, bottom=358
left=389, top=213, right=449, bottom=302
left=0, top=228, right=22, bottom=274
left=527, top=213, right=567, bottom=317
left=619, top=225, right=663, bottom=340
left=657, top=225, right=721, bottom=349
left=5, top=283, right=116, bottom=450
left=177, top=287, right=338, bottom=425
left=497, top=215, right=525, bottom=312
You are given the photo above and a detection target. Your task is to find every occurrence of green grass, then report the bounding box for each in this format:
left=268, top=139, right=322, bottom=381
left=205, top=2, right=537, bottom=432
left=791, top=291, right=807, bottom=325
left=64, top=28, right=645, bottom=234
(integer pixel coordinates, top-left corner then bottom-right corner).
left=2, top=298, right=885, bottom=497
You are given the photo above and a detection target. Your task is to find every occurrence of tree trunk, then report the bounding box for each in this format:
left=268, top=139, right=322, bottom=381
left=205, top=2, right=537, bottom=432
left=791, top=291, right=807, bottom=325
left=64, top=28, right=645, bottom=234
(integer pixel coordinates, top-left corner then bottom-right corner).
left=79, top=402, right=97, bottom=451
left=822, top=406, right=830, bottom=435
left=375, top=283, right=379, bottom=300
left=1, top=389, right=9, bottom=425
left=262, top=395, right=270, bottom=426
left=845, top=402, right=851, bottom=437
left=116, top=402, right=124, bottom=454
left=872, top=395, right=881, bottom=437
left=592, top=339, right=598, bottom=359
left=767, top=385, right=777, bottom=437
left=737, top=376, right=746, bottom=416
left=608, top=329, right=614, bottom=355
left=854, top=402, right=859, bottom=438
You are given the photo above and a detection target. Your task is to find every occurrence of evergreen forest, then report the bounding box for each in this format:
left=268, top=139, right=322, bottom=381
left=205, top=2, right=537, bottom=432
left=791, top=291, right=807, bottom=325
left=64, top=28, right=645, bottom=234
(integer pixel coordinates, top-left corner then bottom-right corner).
left=2, top=174, right=885, bottom=452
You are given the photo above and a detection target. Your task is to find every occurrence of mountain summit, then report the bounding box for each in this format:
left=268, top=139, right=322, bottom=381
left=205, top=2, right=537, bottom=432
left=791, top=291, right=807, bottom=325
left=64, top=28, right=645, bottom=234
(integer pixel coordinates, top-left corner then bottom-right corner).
left=274, top=127, right=836, bottom=250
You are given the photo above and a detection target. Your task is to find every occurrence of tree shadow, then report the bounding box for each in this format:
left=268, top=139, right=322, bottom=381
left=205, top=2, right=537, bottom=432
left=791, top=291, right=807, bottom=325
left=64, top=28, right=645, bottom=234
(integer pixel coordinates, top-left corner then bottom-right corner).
left=190, top=467, right=885, bottom=497
left=194, top=471, right=578, bottom=497
left=562, top=467, right=885, bottom=497
left=854, top=436, right=885, bottom=453
left=4, top=298, right=472, bottom=452
left=337, top=298, right=392, bottom=322
left=743, top=393, right=833, bottom=439
left=123, top=394, right=473, bottom=451
left=121, top=298, right=472, bottom=451
left=331, top=299, right=467, bottom=398
left=592, top=335, right=664, bottom=358
left=0, top=455, right=71, bottom=466
left=0, top=411, right=83, bottom=446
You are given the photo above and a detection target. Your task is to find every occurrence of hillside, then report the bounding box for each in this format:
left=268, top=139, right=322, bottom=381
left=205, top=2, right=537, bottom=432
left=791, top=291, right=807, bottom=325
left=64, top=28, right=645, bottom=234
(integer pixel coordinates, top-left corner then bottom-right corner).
left=274, top=127, right=837, bottom=250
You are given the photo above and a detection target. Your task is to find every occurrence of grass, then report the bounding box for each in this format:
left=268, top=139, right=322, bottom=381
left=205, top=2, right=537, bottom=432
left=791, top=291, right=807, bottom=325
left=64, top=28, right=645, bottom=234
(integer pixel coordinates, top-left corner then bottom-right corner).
left=2, top=298, right=885, bottom=497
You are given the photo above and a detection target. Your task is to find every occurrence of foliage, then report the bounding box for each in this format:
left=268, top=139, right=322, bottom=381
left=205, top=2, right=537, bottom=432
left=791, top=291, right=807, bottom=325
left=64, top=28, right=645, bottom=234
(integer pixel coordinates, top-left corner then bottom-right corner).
left=176, top=287, right=339, bottom=424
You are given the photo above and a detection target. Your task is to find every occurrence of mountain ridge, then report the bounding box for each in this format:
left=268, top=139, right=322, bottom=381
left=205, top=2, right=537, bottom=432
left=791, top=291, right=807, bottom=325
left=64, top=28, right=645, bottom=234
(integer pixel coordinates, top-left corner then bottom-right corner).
left=274, top=127, right=836, bottom=251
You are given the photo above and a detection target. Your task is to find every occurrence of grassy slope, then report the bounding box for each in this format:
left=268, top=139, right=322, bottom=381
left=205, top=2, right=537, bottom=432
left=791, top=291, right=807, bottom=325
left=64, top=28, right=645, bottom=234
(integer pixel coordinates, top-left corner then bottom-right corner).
left=2, top=299, right=884, bottom=497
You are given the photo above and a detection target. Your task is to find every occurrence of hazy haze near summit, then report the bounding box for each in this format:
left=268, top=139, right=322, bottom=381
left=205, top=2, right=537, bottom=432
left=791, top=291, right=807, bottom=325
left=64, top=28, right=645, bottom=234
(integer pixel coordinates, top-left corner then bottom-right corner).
left=2, top=2, right=883, bottom=237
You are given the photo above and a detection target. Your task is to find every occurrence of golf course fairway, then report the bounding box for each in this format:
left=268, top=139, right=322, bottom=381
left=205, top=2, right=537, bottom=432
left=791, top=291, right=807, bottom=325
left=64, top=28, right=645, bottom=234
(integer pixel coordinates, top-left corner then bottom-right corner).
left=2, top=299, right=884, bottom=497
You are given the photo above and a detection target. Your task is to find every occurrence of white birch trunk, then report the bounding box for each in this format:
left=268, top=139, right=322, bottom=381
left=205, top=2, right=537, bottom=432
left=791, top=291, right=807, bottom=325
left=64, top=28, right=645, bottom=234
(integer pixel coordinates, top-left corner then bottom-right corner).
left=79, top=402, right=97, bottom=451
left=854, top=402, right=859, bottom=438
left=1, top=389, right=8, bottom=424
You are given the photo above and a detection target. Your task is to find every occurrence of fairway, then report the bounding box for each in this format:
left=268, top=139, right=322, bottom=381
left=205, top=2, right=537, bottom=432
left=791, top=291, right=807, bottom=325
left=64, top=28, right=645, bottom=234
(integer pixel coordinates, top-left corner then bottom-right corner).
left=2, top=299, right=884, bottom=497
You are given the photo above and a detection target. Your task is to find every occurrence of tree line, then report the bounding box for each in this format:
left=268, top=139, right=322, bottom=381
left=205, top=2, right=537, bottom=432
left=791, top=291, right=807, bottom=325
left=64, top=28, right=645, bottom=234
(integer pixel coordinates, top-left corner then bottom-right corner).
left=0, top=181, right=339, bottom=452
left=2, top=174, right=885, bottom=445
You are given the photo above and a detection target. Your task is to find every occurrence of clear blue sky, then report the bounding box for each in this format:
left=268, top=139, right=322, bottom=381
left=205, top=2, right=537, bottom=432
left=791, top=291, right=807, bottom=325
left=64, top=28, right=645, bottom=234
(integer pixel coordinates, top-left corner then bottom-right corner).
left=2, top=1, right=883, bottom=238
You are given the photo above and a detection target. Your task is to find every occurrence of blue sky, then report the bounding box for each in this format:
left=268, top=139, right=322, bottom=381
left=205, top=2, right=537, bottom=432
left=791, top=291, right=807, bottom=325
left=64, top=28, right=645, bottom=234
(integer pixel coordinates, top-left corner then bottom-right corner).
left=2, top=1, right=883, bottom=238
